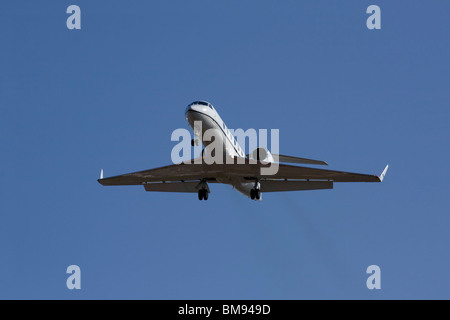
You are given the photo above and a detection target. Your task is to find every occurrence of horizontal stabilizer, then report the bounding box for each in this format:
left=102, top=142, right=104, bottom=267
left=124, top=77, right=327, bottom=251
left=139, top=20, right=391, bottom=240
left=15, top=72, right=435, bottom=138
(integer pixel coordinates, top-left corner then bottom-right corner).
left=273, top=154, right=328, bottom=166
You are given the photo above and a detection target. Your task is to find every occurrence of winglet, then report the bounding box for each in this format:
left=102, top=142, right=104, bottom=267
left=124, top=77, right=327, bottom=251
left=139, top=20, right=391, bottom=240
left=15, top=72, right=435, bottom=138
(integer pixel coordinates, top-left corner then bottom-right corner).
left=100, top=169, right=103, bottom=180
left=379, top=164, right=389, bottom=182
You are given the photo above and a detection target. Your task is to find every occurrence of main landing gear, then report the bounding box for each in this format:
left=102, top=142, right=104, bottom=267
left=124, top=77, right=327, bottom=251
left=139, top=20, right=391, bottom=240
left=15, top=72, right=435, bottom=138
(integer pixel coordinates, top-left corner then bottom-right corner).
left=197, top=179, right=209, bottom=201
left=250, top=182, right=261, bottom=200
left=198, top=188, right=208, bottom=201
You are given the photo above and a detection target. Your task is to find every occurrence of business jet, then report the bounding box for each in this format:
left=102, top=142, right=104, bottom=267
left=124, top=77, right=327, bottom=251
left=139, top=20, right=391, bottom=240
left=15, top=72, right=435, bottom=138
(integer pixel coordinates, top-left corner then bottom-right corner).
left=98, top=101, right=388, bottom=201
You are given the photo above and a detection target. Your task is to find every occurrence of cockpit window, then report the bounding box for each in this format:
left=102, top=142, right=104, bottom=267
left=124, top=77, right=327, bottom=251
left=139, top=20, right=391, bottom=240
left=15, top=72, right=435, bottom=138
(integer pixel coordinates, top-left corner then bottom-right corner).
left=188, top=101, right=212, bottom=107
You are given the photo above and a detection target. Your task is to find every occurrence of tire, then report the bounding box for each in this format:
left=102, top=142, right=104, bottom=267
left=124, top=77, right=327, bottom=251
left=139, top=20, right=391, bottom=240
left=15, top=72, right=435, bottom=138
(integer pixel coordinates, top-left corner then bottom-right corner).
left=198, top=190, right=203, bottom=200
left=250, top=189, right=255, bottom=200
left=191, top=139, right=195, bottom=147
left=255, top=189, right=261, bottom=200
left=203, top=190, right=208, bottom=200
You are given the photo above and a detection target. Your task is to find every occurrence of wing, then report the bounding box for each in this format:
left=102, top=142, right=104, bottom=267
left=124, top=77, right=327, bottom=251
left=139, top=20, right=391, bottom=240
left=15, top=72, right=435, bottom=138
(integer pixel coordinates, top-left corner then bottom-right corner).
left=98, top=157, right=388, bottom=186
left=98, top=162, right=217, bottom=186
left=261, top=163, right=386, bottom=182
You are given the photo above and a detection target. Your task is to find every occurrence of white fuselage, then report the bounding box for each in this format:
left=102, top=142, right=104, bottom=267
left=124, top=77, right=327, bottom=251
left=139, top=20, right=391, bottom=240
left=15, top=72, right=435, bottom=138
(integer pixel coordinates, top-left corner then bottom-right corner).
left=185, top=101, right=256, bottom=197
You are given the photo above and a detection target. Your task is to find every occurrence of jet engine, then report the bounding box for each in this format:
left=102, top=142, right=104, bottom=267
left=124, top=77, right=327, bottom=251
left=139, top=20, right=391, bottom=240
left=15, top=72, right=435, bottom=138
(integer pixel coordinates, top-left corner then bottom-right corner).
left=250, top=147, right=275, bottom=163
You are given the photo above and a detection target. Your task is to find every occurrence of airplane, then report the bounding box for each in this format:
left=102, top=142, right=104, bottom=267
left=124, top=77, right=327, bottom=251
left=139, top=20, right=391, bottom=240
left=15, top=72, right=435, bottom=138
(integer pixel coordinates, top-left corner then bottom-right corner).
left=98, top=100, right=388, bottom=201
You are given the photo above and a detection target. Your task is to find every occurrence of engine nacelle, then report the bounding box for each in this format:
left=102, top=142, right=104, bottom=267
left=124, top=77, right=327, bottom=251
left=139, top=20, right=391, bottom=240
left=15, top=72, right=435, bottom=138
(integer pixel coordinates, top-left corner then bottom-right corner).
left=251, top=147, right=274, bottom=163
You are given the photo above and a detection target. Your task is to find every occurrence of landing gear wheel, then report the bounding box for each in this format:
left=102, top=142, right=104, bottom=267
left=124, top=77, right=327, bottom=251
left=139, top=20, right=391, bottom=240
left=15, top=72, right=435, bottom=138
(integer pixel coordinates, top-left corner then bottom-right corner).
left=198, top=189, right=208, bottom=201
left=191, top=139, right=195, bottom=147
left=250, top=188, right=261, bottom=200
left=255, top=189, right=261, bottom=200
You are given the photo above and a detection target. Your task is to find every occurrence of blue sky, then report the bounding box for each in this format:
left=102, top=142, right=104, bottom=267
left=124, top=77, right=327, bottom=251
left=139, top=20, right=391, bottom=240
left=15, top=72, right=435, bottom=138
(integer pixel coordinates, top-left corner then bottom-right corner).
left=1, top=1, right=449, bottom=299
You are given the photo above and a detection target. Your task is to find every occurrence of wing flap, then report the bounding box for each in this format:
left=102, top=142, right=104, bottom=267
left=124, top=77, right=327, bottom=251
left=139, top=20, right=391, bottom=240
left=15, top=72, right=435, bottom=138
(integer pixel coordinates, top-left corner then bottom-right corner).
left=144, top=181, right=201, bottom=193
left=261, top=180, right=333, bottom=192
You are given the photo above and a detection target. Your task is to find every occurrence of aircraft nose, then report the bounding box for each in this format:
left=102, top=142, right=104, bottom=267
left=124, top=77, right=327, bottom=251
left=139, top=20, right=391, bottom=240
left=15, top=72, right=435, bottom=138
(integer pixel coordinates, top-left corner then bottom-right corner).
left=186, top=101, right=210, bottom=115
left=185, top=103, right=203, bottom=114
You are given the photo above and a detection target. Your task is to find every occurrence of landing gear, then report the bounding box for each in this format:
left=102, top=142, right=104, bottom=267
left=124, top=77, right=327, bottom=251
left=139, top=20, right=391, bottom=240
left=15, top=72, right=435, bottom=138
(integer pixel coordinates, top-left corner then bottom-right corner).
left=197, top=179, right=209, bottom=201
left=198, top=188, right=208, bottom=201
left=191, top=139, right=199, bottom=146
left=250, top=188, right=261, bottom=200
left=250, top=182, right=261, bottom=200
